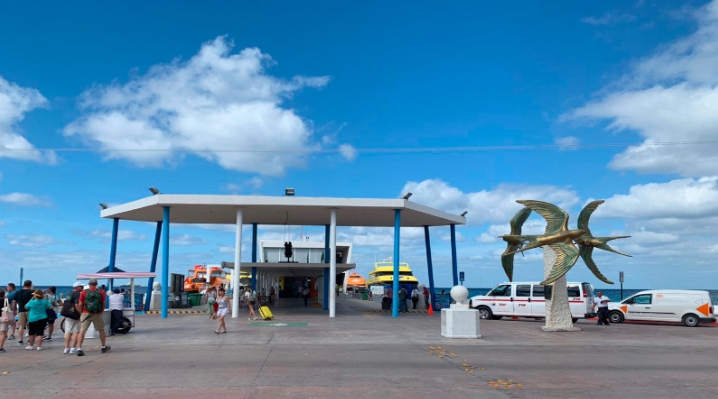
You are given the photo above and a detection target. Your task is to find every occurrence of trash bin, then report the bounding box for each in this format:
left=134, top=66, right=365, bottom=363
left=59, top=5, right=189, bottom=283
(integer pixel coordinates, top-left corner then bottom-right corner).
left=188, top=293, right=202, bottom=307
left=362, top=292, right=368, bottom=300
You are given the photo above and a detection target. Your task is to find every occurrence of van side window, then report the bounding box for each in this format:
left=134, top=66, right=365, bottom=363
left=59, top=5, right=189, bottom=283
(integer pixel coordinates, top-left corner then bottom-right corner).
left=567, top=286, right=580, bottom=297
left=632, top=294, right=652, bottom=305
left=532, top=285, right=545, bottom=297
left=488, top=284, right=511, bottom=296
left=516, top=285, right=531, bottom=297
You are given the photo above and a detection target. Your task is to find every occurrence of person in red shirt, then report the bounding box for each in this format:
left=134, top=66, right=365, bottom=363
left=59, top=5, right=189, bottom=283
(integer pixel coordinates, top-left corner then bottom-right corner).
left=74, top=279, right=111, bottom=356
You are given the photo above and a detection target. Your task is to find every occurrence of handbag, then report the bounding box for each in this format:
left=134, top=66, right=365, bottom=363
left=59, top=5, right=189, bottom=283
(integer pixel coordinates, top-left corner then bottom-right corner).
left=1, top=298, right=12, bottom=323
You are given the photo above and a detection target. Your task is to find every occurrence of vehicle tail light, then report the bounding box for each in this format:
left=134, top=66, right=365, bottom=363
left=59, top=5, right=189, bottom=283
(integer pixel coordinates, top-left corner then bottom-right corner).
left=711, top=306, right=714, bottom=315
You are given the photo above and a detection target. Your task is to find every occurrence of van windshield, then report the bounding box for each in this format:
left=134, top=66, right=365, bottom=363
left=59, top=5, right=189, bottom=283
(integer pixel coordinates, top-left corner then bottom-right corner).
left=488, top=285, right=511, bottom=296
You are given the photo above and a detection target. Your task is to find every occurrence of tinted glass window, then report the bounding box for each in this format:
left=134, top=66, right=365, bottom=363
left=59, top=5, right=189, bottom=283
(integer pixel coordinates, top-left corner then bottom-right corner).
left=567, top=286, right=580, bottom=297
left=632, top=294, right=652, bottom=305
left=516, top=285, right=531, bottom=297
left=488, top=285, right=511, bottom=296
left=532, top=285, right=545, bottom=297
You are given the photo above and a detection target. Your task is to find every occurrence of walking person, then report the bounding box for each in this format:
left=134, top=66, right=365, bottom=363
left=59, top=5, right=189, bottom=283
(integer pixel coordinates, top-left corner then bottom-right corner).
left=61, top=282, right=84, bottom=354
left=5, top=283, right=17, bottom=340
left=214, top=288, right=229, bottom=333
left=75, top=279, right=110, bottom=356
left=24, top=290, right=52, bottom=351
left=0, top=289, right=10, bottom=353
left=398, top=286, right=408, bottom=313
left=207, top=287, right=217, bottom=319
left=424, top=286, right=430, bottom=308
left=302, top=286, right=310, bottom=307
left=593, top=291, right=611, bottom=326
left=43, top=286, right=60, bottom=342
left=12, top=280, right=34, bottom=345
left=245, top=288, right=258, bottom=320
left=411, top=287, right=420, bottom=309
left=109, top=288, right=124, bottom=335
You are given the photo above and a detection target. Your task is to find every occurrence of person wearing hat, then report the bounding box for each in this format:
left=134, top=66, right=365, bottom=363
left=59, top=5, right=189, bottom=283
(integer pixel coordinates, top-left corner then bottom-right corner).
left=62, top=282, right=85, bottom=354
left=109, top=287, right=124, bottom=336
left=24, top=290, right=52, bottom=351
left=75, top=278, right=110, bottom=356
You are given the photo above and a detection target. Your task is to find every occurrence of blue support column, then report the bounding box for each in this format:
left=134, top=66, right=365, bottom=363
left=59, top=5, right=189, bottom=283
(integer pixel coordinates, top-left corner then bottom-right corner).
left=450, top=224, right=459, bottom=287
left=107, top=218, right=119, bottom=290
left=392, top=209, right=401, bottom=318
left=424, top=226, right=437, bottom=311
left=144, top=221, right=162, bottom=312
left=323, top=224, right=330, bottom=311
left=161, top=206, right=170, bottom=319
left=251, top=223, right=258, bottom=291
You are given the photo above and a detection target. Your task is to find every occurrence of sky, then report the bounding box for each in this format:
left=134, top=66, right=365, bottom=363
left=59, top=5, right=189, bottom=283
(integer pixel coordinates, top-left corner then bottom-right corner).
left=1, top=0, right=717, bottom=289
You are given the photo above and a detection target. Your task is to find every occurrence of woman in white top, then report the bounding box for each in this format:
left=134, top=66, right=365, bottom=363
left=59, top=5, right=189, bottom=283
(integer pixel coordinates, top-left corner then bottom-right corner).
left=214, top=288, right=229, bottom=334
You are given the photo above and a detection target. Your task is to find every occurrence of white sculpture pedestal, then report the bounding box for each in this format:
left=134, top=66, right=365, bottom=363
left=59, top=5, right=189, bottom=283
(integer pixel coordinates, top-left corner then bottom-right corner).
left=440, top=286, right=481, bottom=339
left=542, top=247, right=581, bottom=332
left=149, top=282, right=162, bottom=311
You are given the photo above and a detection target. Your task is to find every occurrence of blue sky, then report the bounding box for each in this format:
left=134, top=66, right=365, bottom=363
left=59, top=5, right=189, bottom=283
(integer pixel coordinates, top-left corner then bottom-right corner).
left=2, top=0, right=718, bottom=289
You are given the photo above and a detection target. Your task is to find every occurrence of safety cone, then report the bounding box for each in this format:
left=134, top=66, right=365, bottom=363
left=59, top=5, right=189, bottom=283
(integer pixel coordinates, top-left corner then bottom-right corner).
left=427, top=304, right=434, bottom=315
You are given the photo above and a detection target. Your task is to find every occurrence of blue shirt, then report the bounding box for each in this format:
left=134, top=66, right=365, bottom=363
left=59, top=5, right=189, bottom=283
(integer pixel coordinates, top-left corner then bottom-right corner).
left=7, top=291, right=16, bottom=301
left=25, top=298, right=51, bottom=322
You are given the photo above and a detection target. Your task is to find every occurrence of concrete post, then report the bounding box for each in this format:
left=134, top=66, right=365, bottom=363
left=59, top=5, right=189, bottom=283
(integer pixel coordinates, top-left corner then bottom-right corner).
left=329, top=209, right=337, bottom=317
left=232, top=209, right=243, bottom=318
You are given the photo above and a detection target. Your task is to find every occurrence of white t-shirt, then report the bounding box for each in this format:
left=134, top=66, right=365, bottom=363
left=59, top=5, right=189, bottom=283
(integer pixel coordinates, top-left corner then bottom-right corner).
left=411, top=289, right=419, bottom=298
left=109, top=293, right=124, bottom=311
left=302, top=288, right=309, bottom=296
left=594, top=296, right=610, bottom=308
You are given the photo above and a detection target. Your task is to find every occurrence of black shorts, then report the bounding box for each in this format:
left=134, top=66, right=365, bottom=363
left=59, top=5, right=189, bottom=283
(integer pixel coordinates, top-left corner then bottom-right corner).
left=46, top=309, right=58, bottom=323
left=28, top=319, right=48, bottom=336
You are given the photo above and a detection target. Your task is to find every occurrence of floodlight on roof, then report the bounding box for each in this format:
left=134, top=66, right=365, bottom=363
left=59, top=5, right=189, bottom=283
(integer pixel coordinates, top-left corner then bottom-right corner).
left=99, top=202, right=109, bottom=210
left=285, top=188, right=295, bottom=196
left=461, top=211, right=468, bottom=217
left=148, top=186, right=161, bottom=195
left=403, top=192, right=413, bottom=200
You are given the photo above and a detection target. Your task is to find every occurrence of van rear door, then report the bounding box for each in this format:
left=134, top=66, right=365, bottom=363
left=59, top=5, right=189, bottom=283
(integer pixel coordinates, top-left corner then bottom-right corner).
left=582, top=283, right=595, bottom=317
left=514, top=284, right=532, bottom=316
left=530, top=285, right=546, bottom=317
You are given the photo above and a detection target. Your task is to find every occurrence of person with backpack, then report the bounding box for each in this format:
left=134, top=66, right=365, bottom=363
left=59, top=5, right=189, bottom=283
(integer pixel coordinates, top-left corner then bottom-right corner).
left=61, top=282, right=84, bottom=354
left=398, top=286, right=408, bottom=313
left=43, top=286, right=60, bottom=342
left=245, top=288, right=258, bottom=320
left=75, top=279, right=110, bottom=356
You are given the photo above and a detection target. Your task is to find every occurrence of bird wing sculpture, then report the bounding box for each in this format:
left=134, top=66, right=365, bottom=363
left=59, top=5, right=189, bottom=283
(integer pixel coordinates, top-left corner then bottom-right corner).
left=500, top=207, right=533, bottom=281
left=578, top=246, right=614, bottom=284
left=541, top=242, right=580, bottom=285
left=517, top=200, right=570, bottom=235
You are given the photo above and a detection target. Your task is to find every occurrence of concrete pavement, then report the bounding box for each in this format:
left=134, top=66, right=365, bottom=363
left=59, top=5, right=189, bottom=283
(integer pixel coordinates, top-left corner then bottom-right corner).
left=2, top=296, right=716, bottom=398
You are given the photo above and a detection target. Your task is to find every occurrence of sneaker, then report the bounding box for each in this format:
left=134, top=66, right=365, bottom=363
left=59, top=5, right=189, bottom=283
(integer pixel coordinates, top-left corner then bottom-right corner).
left=69, top=348, right=77, bottom=354
left=36, top=347, right=43, bottom=351
left=76, top=349, right=85, bottom=356
left=101, top=346, right=111, bottom=353
left=18, top=340, right=23, bottom=345
left=25, top=346, right=34, bottom=350
left=63, top=348, right=71, bottom=354
left=8, top=335, right=15, bottom=340
left=248, top=318, right=252, bottom=321
left=43, top=337, right=52, bottom=341
left=0, top=348, right=6, bottom=353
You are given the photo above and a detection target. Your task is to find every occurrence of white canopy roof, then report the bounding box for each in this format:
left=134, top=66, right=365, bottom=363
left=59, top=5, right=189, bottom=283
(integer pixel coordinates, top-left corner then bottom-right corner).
left=100, top=194, right=465, bottom=227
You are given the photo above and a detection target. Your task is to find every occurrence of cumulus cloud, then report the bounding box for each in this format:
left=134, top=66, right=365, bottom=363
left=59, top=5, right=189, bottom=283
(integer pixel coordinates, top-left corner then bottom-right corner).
left=89, top=229, right=147, bottom=242
left=338, top=144, right=358, bottom=161
left=0, top=192, right=50, bottom=206
left=64, top=36, right=352, bottom=176
left=401, top=179, right=579, bottom=225
left=0, top=76, right=55, bottom=163
left=582, top=12, right=636, bottom=26
left=170, top=234, right=208, bottom=246
left=555, top=136, right=580, bottom=151
left=6, top=234, right=57, bottom=247
left=568, top=0, right=718, bottom=177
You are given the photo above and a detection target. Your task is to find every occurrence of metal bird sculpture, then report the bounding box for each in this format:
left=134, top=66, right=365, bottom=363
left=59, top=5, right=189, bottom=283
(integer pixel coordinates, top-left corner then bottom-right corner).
left=498, top=199, right=631, bottom=286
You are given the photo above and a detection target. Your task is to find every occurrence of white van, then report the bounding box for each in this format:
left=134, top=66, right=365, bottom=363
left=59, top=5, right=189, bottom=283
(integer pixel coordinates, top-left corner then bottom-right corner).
left=607, top=290, right=716, bottom=327
left=469, top=282, right=596, bottom=322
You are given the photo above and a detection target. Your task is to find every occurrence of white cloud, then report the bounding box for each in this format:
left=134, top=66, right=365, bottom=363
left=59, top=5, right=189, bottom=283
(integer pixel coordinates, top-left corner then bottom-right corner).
left=554, top=136, right=580, bottom=151
left=402, top=179, right=579, bottom=225
left=170, top=234, right=208, bottom=246
left=225, top=177, right=263, bottom=193
left=64, top=36, right=353, bottom=176
left=338, top=144, right=358, bottom=161
left=475, top=221, right=545, bottom=243
left=89, top=229, right=147, bottom=242
left=568, top=1, right=718, bottom=177
left=0, top=76, right=55, bottom=163
left=582, top=12, right=636, bottom=26
left=6, top=234, right=57, bottom=247
left=0, top=192, right=50, bottom=206
left=0, top=220, right=5, bottom=227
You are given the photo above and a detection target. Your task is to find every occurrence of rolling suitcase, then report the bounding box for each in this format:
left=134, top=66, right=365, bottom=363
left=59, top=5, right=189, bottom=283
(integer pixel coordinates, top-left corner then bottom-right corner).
left=259, top=306, right=273, bottom=320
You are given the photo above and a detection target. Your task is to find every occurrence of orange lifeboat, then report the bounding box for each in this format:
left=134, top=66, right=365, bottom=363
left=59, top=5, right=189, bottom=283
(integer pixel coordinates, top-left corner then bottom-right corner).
left=346, top=272, right=366, bottom=289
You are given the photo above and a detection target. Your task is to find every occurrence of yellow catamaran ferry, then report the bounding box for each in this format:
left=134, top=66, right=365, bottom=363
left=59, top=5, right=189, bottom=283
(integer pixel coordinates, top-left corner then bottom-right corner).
left=366, top=259, right=419, bottom=287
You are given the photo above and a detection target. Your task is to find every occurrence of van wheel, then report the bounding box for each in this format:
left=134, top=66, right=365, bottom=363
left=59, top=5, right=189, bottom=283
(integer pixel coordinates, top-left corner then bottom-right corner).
left=608, top=311, right=624, bottom=324
left=572, top=318, right=579, bottom=324
left=477, top=306, right=493, bottom=320
left=683, top=314, right=700, bottom=327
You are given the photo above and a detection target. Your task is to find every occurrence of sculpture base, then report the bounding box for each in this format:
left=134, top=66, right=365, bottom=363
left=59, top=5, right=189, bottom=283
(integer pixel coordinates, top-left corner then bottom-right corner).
left=149, top=291, right=163, bottom=311
left=441, top=308, right=481, bottom=339
left=541, top=326, right=582, bottom=332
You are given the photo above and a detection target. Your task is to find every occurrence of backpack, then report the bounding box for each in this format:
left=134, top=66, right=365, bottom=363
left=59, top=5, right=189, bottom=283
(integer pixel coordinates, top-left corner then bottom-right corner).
left=60, top=292, right=80, bottom=320
left=249, top=291, right=257, bottom=302
left=84, top=289, right=103, bottom=313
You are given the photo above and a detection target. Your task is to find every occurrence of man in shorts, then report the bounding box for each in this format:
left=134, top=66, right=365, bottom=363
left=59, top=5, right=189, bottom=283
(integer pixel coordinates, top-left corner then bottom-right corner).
left=75, top=279, right=110, bottom=356
left=63, top=282, right=84, bottom=354
left=12, top=280, right=34, bottom=345
left=5, top=283, right=17, bottom=340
